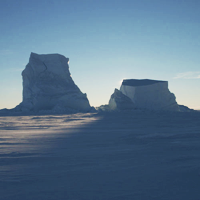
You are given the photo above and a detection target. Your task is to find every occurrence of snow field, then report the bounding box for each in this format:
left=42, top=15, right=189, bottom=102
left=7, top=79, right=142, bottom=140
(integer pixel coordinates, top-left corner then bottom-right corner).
left=0, top=111, right=200, bottom=200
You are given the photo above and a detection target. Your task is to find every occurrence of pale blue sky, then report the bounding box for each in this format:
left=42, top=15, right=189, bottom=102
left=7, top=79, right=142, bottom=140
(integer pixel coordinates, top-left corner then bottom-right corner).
left=0, top=0, right=200, bottom=109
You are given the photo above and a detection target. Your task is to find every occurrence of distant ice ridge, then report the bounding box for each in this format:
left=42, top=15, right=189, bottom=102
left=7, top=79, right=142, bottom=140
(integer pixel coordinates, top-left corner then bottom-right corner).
left=98, top=79, right=192, bottom=112
left=1, top=52, right=93, bottom=114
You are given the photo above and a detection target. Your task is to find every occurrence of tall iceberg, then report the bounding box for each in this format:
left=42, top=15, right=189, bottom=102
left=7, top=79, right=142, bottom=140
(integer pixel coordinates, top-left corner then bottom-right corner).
left=15, top=52, right=91, bottom=113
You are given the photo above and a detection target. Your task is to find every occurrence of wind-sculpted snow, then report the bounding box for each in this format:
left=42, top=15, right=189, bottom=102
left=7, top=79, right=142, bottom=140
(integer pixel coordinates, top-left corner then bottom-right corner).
left=0, top=111, right=200, bottom=200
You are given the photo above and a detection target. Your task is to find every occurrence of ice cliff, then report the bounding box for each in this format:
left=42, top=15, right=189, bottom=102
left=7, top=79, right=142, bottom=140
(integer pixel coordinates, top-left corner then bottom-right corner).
left=108, top=89, right=135, bottom=111
left=15, top=52, right=92, bottom=113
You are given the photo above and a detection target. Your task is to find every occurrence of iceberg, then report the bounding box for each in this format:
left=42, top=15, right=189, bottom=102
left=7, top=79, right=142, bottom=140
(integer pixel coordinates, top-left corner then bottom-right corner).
left=98, top=79, right=184, bottom=112
left=120, top=79, right=180, bottom=111
left=9, top=52, right=92, bottom=113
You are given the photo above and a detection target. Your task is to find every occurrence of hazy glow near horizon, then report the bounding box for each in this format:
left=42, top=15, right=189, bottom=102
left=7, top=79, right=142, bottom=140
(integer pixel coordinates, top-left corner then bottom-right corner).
left=119, top=79, right=124, bottom=85
left=0, top=0, right=200, bottom=110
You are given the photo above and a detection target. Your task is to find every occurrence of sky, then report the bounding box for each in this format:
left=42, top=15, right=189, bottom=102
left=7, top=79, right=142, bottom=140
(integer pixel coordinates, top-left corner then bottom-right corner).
left=0, top=0, right=200, bottom=110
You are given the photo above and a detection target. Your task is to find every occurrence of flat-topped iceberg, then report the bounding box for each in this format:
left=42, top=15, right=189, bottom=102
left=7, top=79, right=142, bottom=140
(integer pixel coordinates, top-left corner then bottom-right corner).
left=97, top=79, right=184, bottom=112
left=120, top=79, right=180, bottom=111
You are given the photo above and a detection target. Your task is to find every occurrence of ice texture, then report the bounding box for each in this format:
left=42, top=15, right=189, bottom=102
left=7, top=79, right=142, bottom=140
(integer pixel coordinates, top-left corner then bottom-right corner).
left=16, top=52, right=91, bottom=112
left=109, top=89, right=135, bottom=110
left=120, top=79, right=180, bottom=111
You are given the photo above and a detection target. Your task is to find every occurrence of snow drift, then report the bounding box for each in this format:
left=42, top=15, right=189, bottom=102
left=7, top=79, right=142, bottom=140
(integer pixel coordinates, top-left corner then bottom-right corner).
left=1, top=112, right=200, bottom=200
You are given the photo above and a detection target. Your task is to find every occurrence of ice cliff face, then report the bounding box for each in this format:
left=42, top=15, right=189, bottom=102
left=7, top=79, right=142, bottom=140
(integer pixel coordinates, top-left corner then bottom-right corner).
left=120, top=79, right=180, bottom=111
left=17, top=52, right=91, bottom=112
left=109, top=89, right=135, bottom=111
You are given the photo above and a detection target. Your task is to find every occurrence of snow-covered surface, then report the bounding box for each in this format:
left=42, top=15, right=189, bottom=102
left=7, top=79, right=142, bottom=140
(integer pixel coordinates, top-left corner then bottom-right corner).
left=15, top=52, right=91, bottom=113
left=0, top=111, right=200, bottom=200
left=120, top=79, right=180, bottom=111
